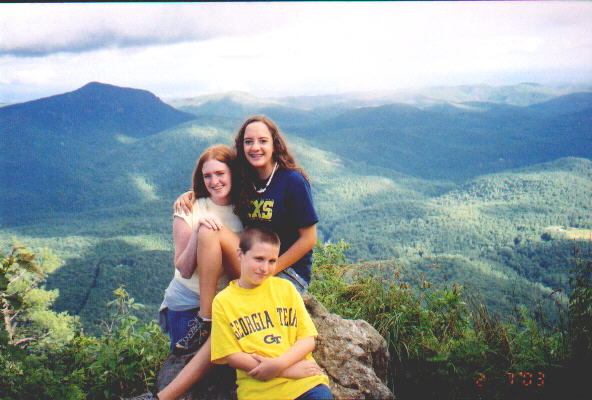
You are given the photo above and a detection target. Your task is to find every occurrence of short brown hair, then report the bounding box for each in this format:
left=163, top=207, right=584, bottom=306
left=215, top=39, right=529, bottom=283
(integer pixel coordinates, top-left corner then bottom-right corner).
left=239, top=226, right=281, bottom=253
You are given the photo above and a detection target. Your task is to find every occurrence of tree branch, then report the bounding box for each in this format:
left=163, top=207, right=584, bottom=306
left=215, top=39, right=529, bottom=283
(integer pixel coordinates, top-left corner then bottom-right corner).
left=14, top=337, right=37, bottom=346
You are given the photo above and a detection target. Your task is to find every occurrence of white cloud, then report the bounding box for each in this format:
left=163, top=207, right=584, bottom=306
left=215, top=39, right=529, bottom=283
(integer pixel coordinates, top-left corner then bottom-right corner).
left=0, top=3, right=304, bottom=56
left=0, top=2, right=590, bottom=102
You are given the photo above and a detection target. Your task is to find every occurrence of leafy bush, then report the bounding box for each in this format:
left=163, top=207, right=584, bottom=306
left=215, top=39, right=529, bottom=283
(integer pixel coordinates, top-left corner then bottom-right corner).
left=310, top=241, right=570, bottom=399
left=72, top=286, right=169, bottom=399
left=569, top=245, right=592, bottom=363
left=0, top=245, right=168, bottom=400
left=1, top=241, right=586, bottom=399
left=1, top=245, right=78, bottom=351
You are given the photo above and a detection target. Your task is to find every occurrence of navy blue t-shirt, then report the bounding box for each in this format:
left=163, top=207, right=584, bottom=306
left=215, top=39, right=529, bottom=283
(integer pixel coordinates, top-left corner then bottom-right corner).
left=245, top=168, right=318, bottom=283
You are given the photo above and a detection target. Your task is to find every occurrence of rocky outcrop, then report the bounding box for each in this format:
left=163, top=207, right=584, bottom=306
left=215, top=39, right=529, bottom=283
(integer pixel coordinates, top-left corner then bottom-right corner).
left=303, top=294, right=394, bottom=399
left=157, top=294, right=395, bottom=399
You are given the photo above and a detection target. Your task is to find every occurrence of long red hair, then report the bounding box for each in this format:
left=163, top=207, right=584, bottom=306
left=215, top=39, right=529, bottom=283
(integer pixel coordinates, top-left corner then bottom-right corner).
left=192, top=145, right=238, bottom=204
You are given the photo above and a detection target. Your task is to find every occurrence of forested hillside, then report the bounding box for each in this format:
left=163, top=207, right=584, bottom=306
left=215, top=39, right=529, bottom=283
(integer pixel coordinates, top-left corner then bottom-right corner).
left=0, top=82, right=195, bottom=223
left=1, top=82, right=591, bottom=333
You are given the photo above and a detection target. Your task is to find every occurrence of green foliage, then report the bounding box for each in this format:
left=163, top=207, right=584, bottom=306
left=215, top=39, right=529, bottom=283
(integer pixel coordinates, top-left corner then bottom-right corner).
left=568, top=245, right=592, bottom=363
left=71, top=286, right=168, bottom=399
left=308, top=240, right=351, bottom=311
left=0, top=284, right=168, bottom=400
left=1, top=245, right=78, bottom=350
left=310, top=242, right=571, bottom=399
left=44, top=238, right=173, bottom=336
left=0, top=245, right=168, bottom=399
left=2, top=106, right=591, bottom=335
left=0, top=341, right=87, bottom=400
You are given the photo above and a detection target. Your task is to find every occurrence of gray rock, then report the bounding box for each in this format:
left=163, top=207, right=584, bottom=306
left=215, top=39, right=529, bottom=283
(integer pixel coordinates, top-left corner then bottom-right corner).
left=157, top=295, right=395, bottom=399
left=303, top=293, right=395, bottom=400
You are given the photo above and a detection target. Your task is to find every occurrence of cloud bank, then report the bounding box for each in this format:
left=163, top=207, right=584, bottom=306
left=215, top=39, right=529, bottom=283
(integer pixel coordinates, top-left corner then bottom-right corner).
left=0, top=3, right=301, bottom=56
left=1, top=2, right=591, bottom=102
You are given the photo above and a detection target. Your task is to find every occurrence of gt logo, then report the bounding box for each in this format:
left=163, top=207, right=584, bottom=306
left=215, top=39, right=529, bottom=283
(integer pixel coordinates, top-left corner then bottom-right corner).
left=263, top=334, right=282, bottom=344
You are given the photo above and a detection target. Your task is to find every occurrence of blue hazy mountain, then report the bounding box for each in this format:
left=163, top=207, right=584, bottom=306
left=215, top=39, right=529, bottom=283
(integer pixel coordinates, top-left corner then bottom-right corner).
left=1, top=82, right=590, bottom=330
left=291, top=95, right=592, bottom=181
left=1, top=82, right=195, bottom=139
left=172, top=89, right=592, bottom=182
left=1, top=82, right=195, bottom=222
left=276, top=82, right=592, bottom=108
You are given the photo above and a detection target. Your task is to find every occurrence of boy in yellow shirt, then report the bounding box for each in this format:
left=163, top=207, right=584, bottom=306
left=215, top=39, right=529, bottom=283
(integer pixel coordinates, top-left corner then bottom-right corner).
left=210, top=226, right=333, bottom=400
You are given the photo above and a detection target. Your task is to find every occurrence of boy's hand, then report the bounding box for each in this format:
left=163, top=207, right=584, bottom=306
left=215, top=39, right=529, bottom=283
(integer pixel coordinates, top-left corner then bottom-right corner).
left=280, top=360, right=323, bottom=379
left=247, top=354, right=284, bottom=381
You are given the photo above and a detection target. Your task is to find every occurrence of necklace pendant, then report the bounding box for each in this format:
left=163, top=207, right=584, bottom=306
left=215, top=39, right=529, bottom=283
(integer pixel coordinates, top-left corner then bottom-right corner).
left=252, top=163, right=278, bottom=194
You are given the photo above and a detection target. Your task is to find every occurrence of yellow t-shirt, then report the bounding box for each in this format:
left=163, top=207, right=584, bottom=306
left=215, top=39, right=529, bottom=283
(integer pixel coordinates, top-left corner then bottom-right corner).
left=211, top=277, right=329, bottom=400
left=173, top=197, right=243, bottom=294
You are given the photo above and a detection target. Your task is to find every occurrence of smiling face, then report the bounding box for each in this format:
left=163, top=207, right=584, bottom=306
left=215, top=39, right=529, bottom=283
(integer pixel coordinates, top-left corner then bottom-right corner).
left=237, top=241, right=280, bottom=289
left=202, top=158, right=232, bottom=205
left=243, top=121, right=275, bottom=178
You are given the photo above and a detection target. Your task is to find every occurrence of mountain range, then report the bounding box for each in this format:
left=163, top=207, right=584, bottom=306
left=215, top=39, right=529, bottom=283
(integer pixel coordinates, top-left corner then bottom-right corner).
left=1, top=82, right=195, bottom=221
left=173, top=89, right=592, bottom=181
left=1, top=81, right=590, bottom=331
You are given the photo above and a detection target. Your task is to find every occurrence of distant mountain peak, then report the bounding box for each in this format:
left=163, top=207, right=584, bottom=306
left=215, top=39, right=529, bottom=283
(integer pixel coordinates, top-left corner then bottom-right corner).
left=72, top=81, right=158, bottom=99
left=81, top=81, right=112, bottom=89
left=1, top=82, right=195, bottom=139
left=170, top=91, right=281, bottom=109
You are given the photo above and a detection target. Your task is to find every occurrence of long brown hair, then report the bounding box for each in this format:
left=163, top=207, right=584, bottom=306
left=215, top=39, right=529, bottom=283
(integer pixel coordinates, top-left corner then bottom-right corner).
left=233, top=115, right=308, bottom=218
left=192, top=145, right=238, bottom=204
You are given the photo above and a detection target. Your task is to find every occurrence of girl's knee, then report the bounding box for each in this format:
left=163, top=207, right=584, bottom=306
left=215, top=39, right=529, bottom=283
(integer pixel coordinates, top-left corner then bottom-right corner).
left=197, top=226, right=220, bottom=243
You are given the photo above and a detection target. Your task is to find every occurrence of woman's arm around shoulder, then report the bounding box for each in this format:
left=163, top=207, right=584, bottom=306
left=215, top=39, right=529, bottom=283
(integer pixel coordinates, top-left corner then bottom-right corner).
left=277, top=224, right=317, bottom=273
left=173, top=190, right=195, bottom=215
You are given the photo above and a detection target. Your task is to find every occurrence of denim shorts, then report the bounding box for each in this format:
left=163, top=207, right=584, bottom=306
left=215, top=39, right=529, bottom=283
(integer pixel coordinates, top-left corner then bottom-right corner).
left=296, top=384, right=333, bottom=400
left=163, top=307, right=199, bottom=351
left=277, top=266, right=308, bottom=293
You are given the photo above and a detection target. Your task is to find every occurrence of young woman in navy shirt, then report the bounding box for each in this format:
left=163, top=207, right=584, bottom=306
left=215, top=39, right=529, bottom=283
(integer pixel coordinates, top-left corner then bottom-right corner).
left=176, top=115, right=318, bottom=293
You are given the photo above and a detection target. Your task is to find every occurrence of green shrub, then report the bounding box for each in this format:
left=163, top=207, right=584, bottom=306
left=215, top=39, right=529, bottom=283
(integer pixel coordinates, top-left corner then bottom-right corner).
left=71, top=286, right=169, bottom=399
left=310, top=241, right=570, bottom=399
left=1, top=245, right=78, bottom=350
left=0, top=272, right=168, bottom=399
left=569, top=245, right=592, bottom=363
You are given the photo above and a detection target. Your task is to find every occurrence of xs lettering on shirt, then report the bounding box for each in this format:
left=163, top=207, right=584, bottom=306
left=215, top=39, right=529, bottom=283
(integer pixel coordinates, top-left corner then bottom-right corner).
left=230, top=307, right=298, bottom=340
left=248, top=199, right=274, bottom=220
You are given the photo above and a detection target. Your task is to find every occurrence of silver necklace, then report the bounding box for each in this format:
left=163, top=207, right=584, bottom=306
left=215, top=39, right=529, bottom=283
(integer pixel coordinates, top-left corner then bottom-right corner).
left=253, top=163, right=278, bottom=194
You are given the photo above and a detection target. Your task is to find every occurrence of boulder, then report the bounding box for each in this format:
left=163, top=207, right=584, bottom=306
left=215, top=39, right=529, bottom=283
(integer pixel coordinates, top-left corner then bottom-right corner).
left=157, top=294, right=395, bottom=399
left=303, top=294, right=394, bottom=399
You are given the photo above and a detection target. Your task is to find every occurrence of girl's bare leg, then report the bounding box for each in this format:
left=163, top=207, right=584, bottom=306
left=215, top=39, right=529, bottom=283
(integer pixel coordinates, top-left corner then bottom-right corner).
left=219, top=227, right=241, bottom=279
left=158, top=337, right=213, bottom=400
left=197, top=227, right=223, bottom=319
left=197, top=227, right=240, bottom=319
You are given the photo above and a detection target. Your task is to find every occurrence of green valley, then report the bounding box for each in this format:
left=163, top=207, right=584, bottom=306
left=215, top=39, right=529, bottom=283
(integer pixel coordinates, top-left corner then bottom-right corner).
left=1, top=82, right=591, bottom=335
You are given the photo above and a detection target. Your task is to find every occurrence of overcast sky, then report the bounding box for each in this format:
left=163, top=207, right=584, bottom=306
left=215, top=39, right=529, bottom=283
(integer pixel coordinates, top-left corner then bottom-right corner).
left=1, top=2, right=591, bottom=103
